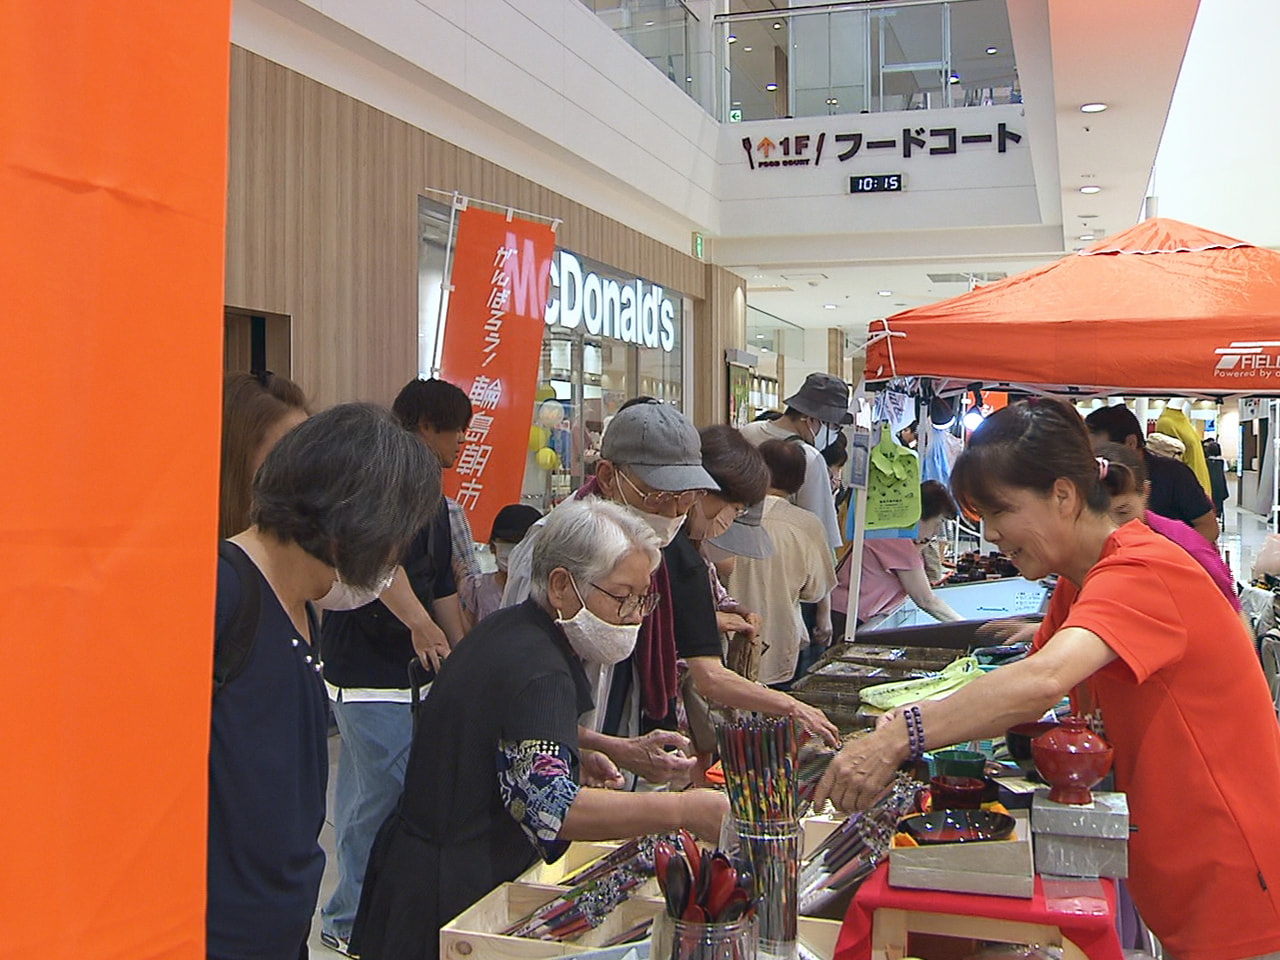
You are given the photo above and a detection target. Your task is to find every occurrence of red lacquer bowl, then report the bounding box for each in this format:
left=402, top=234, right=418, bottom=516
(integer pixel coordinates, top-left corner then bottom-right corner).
left=1031, top=715, right=1113, bottom=805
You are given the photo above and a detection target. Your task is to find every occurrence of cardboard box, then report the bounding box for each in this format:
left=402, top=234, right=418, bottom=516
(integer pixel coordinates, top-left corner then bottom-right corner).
left=1030, top=789, right=1129, bottom=838
left=1030, top=790, right=1129, bottom=878
left=440, top=882, right=662, bottom=960
left=888, top=810, right=1034, bottom=898
left=1033, top=833, right=1128, bottom=879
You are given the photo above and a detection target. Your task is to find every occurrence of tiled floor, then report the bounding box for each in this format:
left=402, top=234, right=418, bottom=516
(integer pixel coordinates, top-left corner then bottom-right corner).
left=1220, top=497, right=1274, bottom=586
left=306, top=493, right=1276, bottom=957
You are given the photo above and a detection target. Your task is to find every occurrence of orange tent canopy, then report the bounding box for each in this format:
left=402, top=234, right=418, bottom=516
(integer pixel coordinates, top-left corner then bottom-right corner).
left=865, top=219, right=1280, bottom=397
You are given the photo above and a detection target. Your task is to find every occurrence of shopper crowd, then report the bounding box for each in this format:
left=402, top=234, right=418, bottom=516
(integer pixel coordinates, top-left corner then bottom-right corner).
left=211, top=374, right=1280, bottom=960
left=210, top=371, right=850, bottom=960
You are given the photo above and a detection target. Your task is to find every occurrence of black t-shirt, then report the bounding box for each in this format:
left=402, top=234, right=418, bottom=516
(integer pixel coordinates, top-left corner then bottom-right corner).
left=321, top=498, right=457, bottom=689
left=1145, top=449, right=1214, bottom=526
left=664, top=529, right=728, bottom=660
left=352, top=601, right=590, bottom=959
left=208, top=545, right=327, bottom=960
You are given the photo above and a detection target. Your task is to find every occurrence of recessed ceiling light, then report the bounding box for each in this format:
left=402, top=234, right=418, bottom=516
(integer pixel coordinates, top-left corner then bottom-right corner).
left=1079, top=185, right=1102, bottom=194
left=756, top=334, right=765, bottom=339
left=743, top=46, right=752, bottom=52
left=765, top=82, right=778, bottom=91
left=986, top=46, right=998, bottom=55
left=727, top=35, right=737, bottom=43
left=772, top=21, right=782, bottom=29
left=1080, top=102, right=1108, bottom=113
left=644, top=20, right=654, bottom=26
left=1078, top=234, right=1096, bottom=241
left=686, top=76, right=693, bottom=83
left=761, top=347, right=770, bottom=352
left=878, top=290, right=892, bottom=296
left=752, top=273, right=764, bottom=278
left=824, top=303, right=837, bottom=309
left=948, top=74, right=960, bottom=84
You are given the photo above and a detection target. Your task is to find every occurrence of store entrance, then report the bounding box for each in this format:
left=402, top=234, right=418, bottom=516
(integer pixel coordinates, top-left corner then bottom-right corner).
left=223, top=306, right=291, bottom=375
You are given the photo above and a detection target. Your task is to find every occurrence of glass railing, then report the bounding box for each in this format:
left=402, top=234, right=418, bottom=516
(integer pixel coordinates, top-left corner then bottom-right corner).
left=715, top=0, right=1019, bottom=123
left=579, top=0, right=713, bottom=110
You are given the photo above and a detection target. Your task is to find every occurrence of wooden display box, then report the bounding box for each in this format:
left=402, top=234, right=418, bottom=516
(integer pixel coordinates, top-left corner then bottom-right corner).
left=440, top=882, right=662, bottom=960
left=887, top=811, right=1034, bottom=899
left=797, top=916, right=843, bottom=959
left=517, top=842, right=622, bottom=886
left=518, top=841, right=661, bottom=900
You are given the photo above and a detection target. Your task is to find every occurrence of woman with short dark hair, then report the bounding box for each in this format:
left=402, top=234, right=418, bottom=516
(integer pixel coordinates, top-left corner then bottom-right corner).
left=856, top=479, right=962, bottom=624
left=818, top=398, right=1280, bottom=960
left=209, top=403, right=440, bottom=960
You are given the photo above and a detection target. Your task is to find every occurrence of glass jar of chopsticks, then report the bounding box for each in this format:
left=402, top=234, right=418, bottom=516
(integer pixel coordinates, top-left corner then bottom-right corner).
left=651, top=912, right=757, bottom=960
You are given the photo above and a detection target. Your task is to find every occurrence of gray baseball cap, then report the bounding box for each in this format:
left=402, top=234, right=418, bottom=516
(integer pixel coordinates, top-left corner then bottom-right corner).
left=707, top=499, right=774, bottom=559
left=785, top=372, right=854, bottom=425
left=601, top=400, right=719, bottom=491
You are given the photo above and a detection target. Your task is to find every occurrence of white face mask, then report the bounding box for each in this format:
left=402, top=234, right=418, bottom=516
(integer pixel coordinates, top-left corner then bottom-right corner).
left=314, top=567, right=396, bottom=611
left=555, top=579, right=641, bottom=666
left=638, top=510, right=686, bottom=547
left=493, top=542, right=515, bottom=573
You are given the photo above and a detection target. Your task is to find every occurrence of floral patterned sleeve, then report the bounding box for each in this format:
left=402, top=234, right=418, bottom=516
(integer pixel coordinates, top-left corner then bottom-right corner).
left=497, top=739, right=581, bottom=863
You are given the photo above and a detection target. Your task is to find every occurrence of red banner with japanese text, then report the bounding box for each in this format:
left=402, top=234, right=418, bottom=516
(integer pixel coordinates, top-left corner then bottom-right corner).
left=439, top=206, right=555, bottom=538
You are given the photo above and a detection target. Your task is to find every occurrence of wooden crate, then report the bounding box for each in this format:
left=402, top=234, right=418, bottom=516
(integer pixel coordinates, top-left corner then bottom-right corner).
left=798, top=916, right=843, bottom=959
left=887, top=811, right=1034, bottom=899
left=440, top=882, right=662, bottom=960
left=517, top=842, right=622, bottom=887
left=518, top=841, right=661, bottom=900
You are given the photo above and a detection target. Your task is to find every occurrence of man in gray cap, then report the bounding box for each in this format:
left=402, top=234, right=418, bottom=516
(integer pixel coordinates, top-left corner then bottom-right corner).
left=504, top=398, right=838, bottom=784
left=740, top=373, right=850, bottom=656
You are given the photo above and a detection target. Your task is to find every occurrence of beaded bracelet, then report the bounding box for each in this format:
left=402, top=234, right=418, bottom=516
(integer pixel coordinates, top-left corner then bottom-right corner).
left=903, top=705, right=925, bottom=762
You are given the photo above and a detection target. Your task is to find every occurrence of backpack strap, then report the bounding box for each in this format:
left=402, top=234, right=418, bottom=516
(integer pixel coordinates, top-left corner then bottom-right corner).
left=214, top=540, right=263, bottom=694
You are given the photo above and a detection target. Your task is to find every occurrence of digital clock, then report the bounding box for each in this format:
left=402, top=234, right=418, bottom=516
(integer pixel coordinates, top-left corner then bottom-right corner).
left=850, top=174, right=903, bottom=193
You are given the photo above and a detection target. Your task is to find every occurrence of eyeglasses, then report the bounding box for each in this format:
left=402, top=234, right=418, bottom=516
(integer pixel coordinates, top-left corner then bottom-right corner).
left=591, top=583, right=662, bottom=620
left=617, top=470, right=704, bottom=512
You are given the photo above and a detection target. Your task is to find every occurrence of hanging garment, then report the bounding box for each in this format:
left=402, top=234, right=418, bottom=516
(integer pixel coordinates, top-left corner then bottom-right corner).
left=1155, top=407, right=1211, bottom=495
left=865, top=422, right=921, bottom=531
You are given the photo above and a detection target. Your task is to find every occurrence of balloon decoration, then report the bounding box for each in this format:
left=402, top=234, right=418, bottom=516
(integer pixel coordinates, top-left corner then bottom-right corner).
left=528, top=425, right=550, bottom=453
left=538, top=399, right=565, bottom=429
left=535, top=447, right=561, bottom=471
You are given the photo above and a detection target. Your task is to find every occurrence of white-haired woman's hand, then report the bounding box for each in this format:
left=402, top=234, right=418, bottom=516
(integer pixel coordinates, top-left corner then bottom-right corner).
left=579, top=750, right=626, bottom=789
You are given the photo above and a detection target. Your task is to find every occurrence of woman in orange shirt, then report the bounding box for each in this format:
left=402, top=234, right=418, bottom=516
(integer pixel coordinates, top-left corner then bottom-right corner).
left=817, top=398, right=1280, bottom=960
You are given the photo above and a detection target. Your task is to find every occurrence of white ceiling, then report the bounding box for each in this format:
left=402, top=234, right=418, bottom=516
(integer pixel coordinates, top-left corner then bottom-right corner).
left=734, top=0, right=1203, bottom=337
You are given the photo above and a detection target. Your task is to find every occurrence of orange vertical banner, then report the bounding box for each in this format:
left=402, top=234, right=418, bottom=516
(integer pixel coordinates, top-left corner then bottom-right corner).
left=439, top=207, right=555, bottom=537
left=0, top=3, right=230, bottom=959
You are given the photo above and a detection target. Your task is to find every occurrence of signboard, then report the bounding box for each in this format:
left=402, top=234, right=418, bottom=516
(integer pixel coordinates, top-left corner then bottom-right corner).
left=717, top=105, right=1036, bottom=238
left=544, top=249, right=679, bottom=353
left=439, top=206, right=555, bottom=536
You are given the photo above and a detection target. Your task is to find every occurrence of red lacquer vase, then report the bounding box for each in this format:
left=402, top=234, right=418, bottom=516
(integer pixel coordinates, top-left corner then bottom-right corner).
left=1031, top=716, right=1113, bottom=805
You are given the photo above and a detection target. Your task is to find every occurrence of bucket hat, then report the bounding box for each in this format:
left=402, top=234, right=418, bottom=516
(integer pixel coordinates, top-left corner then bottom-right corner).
left=784, top=372, right=854, bottom=425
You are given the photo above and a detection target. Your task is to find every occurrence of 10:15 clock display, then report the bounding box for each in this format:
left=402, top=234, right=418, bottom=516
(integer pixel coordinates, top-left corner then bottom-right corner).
left=850, top=174, right=903, bottom=193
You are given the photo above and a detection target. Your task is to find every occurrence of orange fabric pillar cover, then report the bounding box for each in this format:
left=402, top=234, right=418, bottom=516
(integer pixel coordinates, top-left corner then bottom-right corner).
left=0, top=4, right=230, bottom=957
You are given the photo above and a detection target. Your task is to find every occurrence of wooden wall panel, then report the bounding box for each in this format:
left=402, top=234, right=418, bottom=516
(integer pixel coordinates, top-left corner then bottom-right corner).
left=226, top=46, right=717, bottom=411
left=693, top=265, right=747, bottom=427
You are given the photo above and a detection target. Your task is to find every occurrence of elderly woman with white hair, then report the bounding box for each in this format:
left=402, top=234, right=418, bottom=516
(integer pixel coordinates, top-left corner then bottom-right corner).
left=350, top=499, right=730, bottom=960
